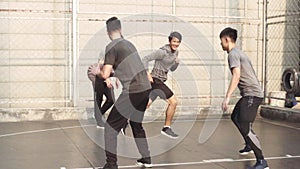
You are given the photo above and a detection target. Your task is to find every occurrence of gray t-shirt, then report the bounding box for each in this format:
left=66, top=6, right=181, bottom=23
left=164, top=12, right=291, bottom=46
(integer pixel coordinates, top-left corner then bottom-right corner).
left=104, top=38, right=151, bottom=93
left=228, top=48, right=263, bottom=97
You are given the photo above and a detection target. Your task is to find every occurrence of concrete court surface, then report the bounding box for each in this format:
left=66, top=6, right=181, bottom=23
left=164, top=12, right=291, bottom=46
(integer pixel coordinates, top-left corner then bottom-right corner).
left=0, top=116, right=299, bottom=169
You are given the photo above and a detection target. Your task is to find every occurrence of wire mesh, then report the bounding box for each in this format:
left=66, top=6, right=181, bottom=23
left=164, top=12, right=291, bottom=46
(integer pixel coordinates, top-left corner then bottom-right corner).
left=266, top=0, right=300, bottom=95
left=0, top=0, right=271, bottom=109
left=77, top=0, right=263, bottom=109
left=0, top=0, right=72, bottom=108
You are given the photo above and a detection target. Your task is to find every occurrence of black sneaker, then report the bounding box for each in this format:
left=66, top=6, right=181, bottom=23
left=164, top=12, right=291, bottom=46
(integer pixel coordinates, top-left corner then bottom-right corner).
left=120, top=122, right=128, bottom=135
left=96, top=124, right=105, bottom=129
left=239, top=145, right=254, bottom=155
left=248, top=159, right=269, bottom=169
left=120, top=128, right=126, bottom=135
left=97, top=119, right=106, bottom=129
left=161, top=127, right=179, bottom=139
left=136, top=157, right=153, bottom=168
left=102, top=163, right=118, bottom=169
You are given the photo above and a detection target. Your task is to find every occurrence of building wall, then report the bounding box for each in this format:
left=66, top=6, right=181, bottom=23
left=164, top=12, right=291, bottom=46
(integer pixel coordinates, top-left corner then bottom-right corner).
left=77, top=0, right=264, bottom=109
left=0, top=0, right=298, bottom=121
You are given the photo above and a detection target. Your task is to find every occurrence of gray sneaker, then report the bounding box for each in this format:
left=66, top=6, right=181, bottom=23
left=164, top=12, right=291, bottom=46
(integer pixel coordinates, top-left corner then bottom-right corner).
left=102, top=163, right=118, bottom=169
left=248, top=159, right=269, bottom=169
left=161, top=127, right=179, bottom=139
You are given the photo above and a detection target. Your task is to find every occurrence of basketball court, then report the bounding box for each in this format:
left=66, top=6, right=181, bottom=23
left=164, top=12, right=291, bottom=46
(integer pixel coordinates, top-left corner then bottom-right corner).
left=0, top=116, right=299, bottom=169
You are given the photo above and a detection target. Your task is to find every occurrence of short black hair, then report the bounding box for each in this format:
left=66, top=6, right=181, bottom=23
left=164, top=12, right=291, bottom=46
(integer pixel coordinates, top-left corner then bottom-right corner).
left=168, top=31, right=182, bottom=42
left=106, top=17, right=121, bottom=32
left=219, top=27, right=237, bottom=42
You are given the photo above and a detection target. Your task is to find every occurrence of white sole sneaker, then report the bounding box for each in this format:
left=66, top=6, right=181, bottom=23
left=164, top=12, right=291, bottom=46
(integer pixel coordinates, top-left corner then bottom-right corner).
left=247, top=165, right=269, bottom=169
left=120, top=128, right=125, bottom=135
left=136, top=161, right=153, bottom=168
left=96, top=126, right=104, bottom=129
left=240, top=150, right=254, bottom=156
left=160, top=131, right=179, bottom=139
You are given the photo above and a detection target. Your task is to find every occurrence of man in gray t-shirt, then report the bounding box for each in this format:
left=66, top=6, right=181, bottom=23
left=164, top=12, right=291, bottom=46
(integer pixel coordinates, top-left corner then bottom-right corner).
left=228, top=48, right=263, bottom=98
left=105, top=38, right=151, bottom=93
left=220, top=27, right=269, bottom=169
left=100, top=17, right=152, bottom=169
left=142, top=32, right=182, bottom=139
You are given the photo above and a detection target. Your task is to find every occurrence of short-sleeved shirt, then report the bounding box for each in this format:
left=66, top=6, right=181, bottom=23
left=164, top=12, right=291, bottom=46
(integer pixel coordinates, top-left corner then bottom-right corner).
left=228, top=48, right=263, bottom=98
left=104, top=38, right=151, bottom=93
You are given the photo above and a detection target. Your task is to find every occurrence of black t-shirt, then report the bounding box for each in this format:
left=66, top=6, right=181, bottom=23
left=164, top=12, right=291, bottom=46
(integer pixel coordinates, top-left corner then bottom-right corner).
left=104, top=38, right=151, bottom=93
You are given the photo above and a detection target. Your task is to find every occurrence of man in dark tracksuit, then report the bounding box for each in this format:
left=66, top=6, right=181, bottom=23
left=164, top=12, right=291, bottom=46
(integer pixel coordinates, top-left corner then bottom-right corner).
left=220, top=27, right=269, bottom=169
left=94, top=75, right=115, bottom=128
left=87, top=63, right=115, bottom=128
left=100, top=17, right=152, bottom=169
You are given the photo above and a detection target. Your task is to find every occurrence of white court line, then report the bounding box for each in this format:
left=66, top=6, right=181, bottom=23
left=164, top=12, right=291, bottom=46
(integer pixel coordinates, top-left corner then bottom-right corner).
left=1, top=120, right=299, bottom=168
left=70, top=155, right=300, bottom=169
left=0, top=119, right=217, bottom=138
left=0, top=118, right=298, bottom=138
left=0, top=124, right=94, bottom=138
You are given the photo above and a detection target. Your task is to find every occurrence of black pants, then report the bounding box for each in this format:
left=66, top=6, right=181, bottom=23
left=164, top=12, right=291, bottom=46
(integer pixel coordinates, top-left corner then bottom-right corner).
left=231, top=96, right=264, bottom=160
left=105, top=89, right=151, bottom=164
left=94, top=76, right=115, bottom=126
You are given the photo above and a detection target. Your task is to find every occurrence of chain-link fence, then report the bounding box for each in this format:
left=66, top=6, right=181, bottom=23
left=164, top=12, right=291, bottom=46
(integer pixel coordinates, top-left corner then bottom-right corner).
left=0, top=0, right=72, bottom=109
left=77, top=0, right=264, bottom=114
left=265, top=0, right=300, bottom=105
left=2, top=0, right=290, bottom=120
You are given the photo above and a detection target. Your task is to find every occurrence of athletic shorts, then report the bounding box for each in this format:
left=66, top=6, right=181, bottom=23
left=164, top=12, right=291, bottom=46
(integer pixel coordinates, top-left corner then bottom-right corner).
left=149, top=77, right=174, bottom=101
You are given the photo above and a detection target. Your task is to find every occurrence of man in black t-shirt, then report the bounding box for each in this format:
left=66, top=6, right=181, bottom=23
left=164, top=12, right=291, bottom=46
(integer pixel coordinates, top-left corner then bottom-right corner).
left=100, top=17, right=152, bottom=169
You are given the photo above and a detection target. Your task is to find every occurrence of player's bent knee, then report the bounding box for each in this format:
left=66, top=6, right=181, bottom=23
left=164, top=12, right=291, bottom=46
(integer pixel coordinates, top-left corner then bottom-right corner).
left=168, top=96, right=177, bottom=107
left=240, top=126, right=250, bottom=137
left=107, top=100, right=114, bottom=105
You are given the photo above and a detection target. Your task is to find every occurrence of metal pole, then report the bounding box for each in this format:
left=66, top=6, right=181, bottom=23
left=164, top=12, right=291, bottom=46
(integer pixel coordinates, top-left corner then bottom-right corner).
left=72, top=0, right=78, bottom=106
left=172, top=0, right=176, bottom=15
left=262, top=0, right=268, bottom=102
left=172, top=0, right=176, bottom=91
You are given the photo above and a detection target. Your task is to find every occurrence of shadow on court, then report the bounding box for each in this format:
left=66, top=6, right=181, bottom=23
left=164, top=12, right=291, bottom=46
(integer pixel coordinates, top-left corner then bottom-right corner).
left=0, top=117, right=299, bottom=169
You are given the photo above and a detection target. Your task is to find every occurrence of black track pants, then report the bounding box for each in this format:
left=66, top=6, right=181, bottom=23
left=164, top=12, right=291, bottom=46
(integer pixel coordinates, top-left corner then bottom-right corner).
left=231, top=96, right=264, bottom=160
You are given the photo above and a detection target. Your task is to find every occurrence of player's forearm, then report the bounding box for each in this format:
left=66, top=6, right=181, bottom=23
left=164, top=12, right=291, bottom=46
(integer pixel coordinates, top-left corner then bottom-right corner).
left=100, top=65, right=113, bottom=79
left=225, top=74, right=239, bottom=98
left=170, top=62, right=179, bottom=71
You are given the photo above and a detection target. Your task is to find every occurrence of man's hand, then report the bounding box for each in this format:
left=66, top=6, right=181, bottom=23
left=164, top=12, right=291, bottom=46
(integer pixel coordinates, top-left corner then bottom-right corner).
left=105, top=78, right=113, bottom=88
left=147, top=72, right=153, bottom=83
left=88, top=64, right=98, bottom=76
left=222, top=97, right=230, bottom=112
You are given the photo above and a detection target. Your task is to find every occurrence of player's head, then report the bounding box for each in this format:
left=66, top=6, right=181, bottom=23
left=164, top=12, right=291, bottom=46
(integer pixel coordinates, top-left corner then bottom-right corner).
left=219, top=27, right=237, bottom=52
left=219, top=27, right=237, bottom=42
left=168, top=31, right=182, bottom=52
left=106, top=17, right=122, bottom=39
